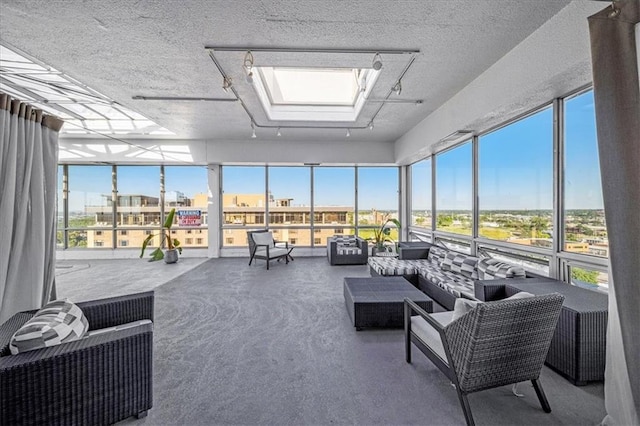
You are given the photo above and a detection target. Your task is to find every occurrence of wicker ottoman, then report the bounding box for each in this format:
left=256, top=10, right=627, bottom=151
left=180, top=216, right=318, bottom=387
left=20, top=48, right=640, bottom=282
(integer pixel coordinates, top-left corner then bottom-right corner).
left=344, top=276, right=433, bottom=330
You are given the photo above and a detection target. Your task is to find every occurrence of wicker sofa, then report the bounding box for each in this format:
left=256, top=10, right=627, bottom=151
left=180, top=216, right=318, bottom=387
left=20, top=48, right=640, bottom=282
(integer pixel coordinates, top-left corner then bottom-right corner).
left=0, top=291, right=154, bottom=425
left=327, top=235, right=368, bottom=265
left=368, top=245, right=528, bottom=310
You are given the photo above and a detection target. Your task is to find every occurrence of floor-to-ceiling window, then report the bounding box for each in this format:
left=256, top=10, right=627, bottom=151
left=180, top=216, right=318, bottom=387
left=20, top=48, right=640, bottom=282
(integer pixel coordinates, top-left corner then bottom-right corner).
left=403, top=88, right=607, bottom=288
left=116, top=166, right=161, bottom=249
left=357, top=167, right=400, bottom=242
left=221, top=166, right=266, bottom=247
left=435, top=141, right=472, bottom=236
left=268, top=166, right=311, bottom=246
left=165, top=166, right=209, bottom=248
left=478, top=107, right=553, bottom=247
left=313, top=167, right=355, bottom=243
left=59, top=165, right=207, bottom=251
left=410, top=158, right=432, bottom=230
left=67, top=165, right=113, bottom=249
left=563, top=89, right=608, bottom=291
left=218, top=165, right=399, bottom=249
left=57, top=165, right=65, bottom=248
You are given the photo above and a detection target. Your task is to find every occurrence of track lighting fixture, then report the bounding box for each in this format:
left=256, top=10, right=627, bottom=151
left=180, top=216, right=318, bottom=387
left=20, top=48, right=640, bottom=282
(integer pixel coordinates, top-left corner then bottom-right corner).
left=393, top=80, right=402, bottom=96
left=203, top=45, right=422, bottom=133
left=372, top=53, right=383, bottom=71
left=243, top=51, right=254, bottom=84
left=222, top=77, right=232, bottom=93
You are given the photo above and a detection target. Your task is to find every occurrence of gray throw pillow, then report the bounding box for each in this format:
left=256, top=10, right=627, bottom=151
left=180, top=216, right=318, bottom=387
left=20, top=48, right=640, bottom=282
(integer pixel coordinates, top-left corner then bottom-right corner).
left=451, top=291, right=534, bottom=322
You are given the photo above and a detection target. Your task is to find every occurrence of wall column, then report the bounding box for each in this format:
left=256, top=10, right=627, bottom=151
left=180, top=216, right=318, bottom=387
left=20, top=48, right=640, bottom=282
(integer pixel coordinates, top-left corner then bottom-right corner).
left=207, top=164, right=221, bottom=258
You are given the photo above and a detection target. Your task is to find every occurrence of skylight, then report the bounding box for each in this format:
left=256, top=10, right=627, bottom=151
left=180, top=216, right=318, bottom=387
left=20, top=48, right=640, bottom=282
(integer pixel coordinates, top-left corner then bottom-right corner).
left=260, top=68, right=360, bottom=106
left=252, top=66, right=380, bottom=122
left=0, top=45, right=173, bottom=136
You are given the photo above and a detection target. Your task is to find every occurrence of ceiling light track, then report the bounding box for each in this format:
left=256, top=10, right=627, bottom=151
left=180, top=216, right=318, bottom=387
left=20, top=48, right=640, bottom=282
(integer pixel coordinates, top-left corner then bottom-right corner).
left=131, top=96, right=238, bottom=102
left=367, top=99, right=423, bottom=105
left=205, top=46, right=420, bottom=55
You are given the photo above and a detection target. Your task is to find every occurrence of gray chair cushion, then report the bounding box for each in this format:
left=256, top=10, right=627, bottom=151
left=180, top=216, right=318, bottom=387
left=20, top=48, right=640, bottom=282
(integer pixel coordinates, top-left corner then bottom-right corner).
left=410, top=311, right=454, bottom=361
left=252, top=231, right=275, bottom=246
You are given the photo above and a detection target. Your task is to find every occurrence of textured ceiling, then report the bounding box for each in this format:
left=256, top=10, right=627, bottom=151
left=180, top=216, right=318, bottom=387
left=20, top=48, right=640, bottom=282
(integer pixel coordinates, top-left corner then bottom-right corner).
left=0, top=0, right=571, bottom=143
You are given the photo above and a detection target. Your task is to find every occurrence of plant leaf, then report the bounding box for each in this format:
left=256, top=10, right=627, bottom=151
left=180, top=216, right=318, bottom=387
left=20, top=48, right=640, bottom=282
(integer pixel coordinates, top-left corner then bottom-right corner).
left=140, top=233, right=157, bottom=258
left=164, top=208, right=176, bottom=229
left=149, top=247, right=164, bottom=262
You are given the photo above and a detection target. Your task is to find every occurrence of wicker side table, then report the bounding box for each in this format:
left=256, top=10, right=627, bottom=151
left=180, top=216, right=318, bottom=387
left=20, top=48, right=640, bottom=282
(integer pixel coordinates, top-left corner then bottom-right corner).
left=344, top=276, right=433, bottom=330
left=506, top=281, right=608, bottom=385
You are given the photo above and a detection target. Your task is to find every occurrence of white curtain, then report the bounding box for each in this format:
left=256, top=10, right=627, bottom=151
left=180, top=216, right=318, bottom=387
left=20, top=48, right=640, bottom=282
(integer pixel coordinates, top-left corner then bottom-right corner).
left=0, top=94, right=63, bottom=323
left=588, top=1, right=640, bottom=425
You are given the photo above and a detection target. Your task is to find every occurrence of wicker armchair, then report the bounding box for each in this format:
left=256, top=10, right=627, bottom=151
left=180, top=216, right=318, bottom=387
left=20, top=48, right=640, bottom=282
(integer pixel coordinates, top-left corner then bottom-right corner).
left=327, top=235, right=368, bottom=265
left=0, top=291, right=154, bottom=426
left=404, top=293, right=564, bottom=426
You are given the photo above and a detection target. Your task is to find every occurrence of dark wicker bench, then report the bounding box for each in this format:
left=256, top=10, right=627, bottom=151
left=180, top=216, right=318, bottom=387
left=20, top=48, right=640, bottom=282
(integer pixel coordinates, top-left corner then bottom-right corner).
left=476, top=278, right=608, bottom=385
left=344, top=276, right=433, bottom=330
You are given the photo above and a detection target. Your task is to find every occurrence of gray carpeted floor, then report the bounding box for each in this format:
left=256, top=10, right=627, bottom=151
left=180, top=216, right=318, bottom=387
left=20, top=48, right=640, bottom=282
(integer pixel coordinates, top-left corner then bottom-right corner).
left=57, top=257, right=606, bottom=425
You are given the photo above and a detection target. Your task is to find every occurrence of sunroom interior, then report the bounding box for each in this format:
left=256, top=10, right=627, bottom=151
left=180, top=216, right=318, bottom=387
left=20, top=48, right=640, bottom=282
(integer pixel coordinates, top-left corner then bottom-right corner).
left=1, top=1, right=639, bottom=425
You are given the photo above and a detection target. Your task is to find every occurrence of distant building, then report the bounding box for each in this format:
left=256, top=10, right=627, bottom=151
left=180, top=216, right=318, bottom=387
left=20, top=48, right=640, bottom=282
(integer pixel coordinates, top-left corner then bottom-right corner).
left=222, top=193, right=354, bottom=247
left=85, top=193, right=208, bottom=249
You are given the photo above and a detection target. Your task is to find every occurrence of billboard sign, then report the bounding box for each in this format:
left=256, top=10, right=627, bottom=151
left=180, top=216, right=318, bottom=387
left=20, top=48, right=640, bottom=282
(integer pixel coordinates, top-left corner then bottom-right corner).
left=177, top=209, right=202, bottom=227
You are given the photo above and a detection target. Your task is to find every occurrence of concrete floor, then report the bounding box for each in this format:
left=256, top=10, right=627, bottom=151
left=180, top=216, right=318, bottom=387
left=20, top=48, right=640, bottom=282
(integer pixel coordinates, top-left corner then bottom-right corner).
left=55, top=257, right=209, bottom=302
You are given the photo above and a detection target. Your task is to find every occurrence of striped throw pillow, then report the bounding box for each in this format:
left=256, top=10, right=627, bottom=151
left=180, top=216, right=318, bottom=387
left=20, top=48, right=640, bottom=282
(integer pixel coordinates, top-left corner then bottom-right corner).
left=10, top=299, right=89, bottom=355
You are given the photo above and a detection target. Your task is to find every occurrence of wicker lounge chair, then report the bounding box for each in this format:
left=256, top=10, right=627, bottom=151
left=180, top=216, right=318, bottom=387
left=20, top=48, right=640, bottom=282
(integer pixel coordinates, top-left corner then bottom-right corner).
left=404, top=293, right=564, bottom=426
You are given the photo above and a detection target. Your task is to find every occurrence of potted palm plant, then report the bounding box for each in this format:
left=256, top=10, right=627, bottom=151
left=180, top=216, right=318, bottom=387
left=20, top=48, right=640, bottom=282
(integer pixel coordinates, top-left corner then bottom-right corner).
left=372, top=217, right=401, bottom=256
left=139, top=208, right=182, bottom=263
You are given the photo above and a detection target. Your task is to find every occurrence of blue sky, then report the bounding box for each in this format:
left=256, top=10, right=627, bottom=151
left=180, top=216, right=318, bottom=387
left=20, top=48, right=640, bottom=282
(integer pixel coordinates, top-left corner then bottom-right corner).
left=412, top=90, right=602, bottom=211
left=223, top=166, right=399, bottom=210
left=62, top=91, right=602, bottom=213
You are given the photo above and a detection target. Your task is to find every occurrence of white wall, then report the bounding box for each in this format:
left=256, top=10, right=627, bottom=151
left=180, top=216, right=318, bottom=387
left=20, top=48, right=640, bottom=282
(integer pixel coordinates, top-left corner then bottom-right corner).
left=395, top=1, right=605, bottom=165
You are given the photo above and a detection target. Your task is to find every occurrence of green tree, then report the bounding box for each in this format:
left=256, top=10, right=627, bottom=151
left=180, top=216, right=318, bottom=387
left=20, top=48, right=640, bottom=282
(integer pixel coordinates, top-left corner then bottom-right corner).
left=530, top=216, right=549, bottom=238
left=571, top=267, right=599, bottom=285
left=437, top=215, right=453, bottom=228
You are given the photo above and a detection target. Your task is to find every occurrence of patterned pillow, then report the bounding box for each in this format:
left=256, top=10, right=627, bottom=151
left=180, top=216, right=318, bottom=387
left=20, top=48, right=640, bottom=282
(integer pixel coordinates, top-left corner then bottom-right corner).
left=10, top=299, right=89, bottom=355
left=427, top=246, right=448, bottom=266
left=440, top=252, right=480, bottom=279
left=477, top=258, right=526, bottom=280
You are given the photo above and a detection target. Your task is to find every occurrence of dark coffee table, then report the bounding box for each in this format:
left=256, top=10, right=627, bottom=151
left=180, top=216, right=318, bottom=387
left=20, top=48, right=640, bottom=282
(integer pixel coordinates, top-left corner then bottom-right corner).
left=344, top=276, right=433, bottom=330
